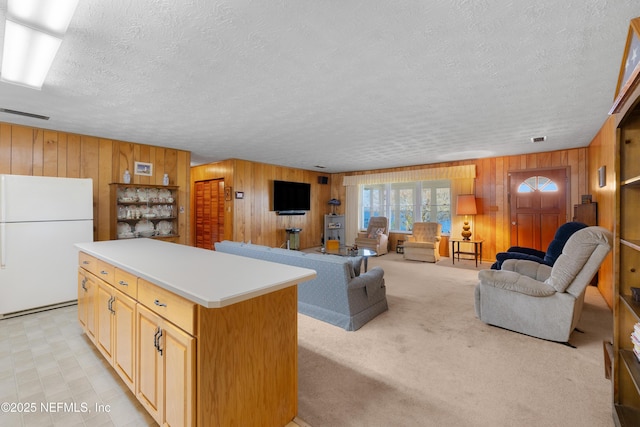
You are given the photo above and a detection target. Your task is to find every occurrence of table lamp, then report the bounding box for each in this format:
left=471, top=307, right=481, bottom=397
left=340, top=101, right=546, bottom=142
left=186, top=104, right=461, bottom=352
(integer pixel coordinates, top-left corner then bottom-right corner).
left=456, top=194, right=477, bottom=240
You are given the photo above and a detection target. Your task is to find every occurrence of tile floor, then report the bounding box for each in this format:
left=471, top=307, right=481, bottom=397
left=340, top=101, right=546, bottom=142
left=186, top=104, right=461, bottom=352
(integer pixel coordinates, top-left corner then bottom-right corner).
left=0, top=305, right=308, bottom=427
left=0, top=305, right=156, bottom=427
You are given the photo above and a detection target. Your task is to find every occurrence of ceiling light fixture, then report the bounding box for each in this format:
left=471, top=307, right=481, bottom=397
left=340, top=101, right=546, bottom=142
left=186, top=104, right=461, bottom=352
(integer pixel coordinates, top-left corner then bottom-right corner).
left=530, top=136, right=547, bottom=143
left=1, top=0, right=79, bottom=90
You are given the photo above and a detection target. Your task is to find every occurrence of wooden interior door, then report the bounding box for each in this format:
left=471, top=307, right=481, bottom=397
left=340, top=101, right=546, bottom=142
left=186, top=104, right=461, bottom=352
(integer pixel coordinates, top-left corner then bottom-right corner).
left=509, top=169, right=568, bottom=251
left=195, top=179, right=225, bottom=250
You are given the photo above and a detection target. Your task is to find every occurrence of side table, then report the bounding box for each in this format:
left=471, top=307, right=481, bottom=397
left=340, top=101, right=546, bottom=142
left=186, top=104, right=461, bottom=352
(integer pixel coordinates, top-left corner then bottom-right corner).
left=450, top=239, right=483, bottom=267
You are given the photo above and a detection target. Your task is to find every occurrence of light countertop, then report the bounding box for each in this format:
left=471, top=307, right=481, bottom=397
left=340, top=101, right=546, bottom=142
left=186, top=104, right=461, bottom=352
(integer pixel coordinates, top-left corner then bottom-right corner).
left=76, top=239, right=317, bottom=308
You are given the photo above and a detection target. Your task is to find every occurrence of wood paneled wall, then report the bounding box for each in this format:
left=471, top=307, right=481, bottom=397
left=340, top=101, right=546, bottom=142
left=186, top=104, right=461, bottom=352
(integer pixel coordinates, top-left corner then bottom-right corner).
left=191, top=160, right=332, bottom=249
left=587, top=116, right=617, bottom=308
left=329, top=148, right=590, bottom=263
left=0, top=122, right=191, bottom=244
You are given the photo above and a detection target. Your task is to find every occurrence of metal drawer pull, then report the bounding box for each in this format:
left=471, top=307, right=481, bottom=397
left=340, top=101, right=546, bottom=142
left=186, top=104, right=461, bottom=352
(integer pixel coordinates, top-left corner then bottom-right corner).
left=154, top=299, right=167, bottom=307
left=82, top=260, right=90, bottom=265
left=100, top=270, right=109, bottom=275
left=153, top=327, right=161, bottom=351
left=81, top=277, right=87, bottom=291
left=118, top=280, right=128, bottom=286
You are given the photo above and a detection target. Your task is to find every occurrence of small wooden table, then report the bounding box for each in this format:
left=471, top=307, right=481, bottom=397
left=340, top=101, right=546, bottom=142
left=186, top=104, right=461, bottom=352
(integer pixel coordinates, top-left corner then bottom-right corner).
left=451, top=239, right=484, bottom=267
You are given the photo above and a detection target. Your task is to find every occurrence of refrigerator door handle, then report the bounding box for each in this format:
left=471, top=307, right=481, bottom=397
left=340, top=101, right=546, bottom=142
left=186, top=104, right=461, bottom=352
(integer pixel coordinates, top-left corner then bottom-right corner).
left=0, top=223, right=5, bottom=269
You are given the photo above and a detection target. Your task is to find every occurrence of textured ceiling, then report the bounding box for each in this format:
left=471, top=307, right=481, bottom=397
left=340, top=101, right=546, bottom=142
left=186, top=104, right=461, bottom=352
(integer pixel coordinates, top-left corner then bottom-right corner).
left=0, top=1, right=639, bottom=173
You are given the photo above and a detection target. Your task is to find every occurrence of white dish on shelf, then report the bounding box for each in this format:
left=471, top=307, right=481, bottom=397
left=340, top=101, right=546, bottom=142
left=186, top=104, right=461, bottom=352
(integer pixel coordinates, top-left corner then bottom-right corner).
left=135, top=219, right=154, bottom=235
left=117, top=222, right=134, bottom=238
left=157, top=220, right=173, bottom=235
left=158, top=188, right=171, bottom=200
left=124, top=188, right=137, bottom=199
left=137, top=188, right=148, bottom=202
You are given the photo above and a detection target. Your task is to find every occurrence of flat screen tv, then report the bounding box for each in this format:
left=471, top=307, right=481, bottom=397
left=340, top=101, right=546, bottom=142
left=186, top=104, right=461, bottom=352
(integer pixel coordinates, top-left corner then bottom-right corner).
left=273, top=180, right=311, bottom=215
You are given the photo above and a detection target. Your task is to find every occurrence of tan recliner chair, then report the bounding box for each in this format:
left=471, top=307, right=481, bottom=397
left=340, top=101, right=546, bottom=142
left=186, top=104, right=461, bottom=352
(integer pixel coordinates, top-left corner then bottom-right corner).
left=355, top=217, right=389, bottom=255
left=475, top=226, right=612, bottom=346
left=403, top=222, right=442, bottom=262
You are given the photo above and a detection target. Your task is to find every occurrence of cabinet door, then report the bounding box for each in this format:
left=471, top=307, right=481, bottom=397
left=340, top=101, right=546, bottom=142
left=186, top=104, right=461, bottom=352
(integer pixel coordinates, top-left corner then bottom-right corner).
left=77, top=270, right=89, bottom=329
left=96, top=280, right=114, bottom=362
left=161, top=322, right=195, bottom=427
left=78, top=270, right=97, bottom=343
left=136, top=305, right=162, bottom=424
left=113, top=289, right=136, bottom=393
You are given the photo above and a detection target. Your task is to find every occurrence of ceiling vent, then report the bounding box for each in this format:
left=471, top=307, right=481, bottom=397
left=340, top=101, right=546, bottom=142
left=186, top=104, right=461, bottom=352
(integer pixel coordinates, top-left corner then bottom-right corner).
left=530, top=136, right=546, bottom=143
left=0, top=108, right=49, bottom=120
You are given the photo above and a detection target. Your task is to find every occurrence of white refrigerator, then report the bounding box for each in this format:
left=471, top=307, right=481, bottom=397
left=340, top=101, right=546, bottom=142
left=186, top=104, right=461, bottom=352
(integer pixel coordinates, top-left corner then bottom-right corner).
left=0, top=174, right=94, bottom=317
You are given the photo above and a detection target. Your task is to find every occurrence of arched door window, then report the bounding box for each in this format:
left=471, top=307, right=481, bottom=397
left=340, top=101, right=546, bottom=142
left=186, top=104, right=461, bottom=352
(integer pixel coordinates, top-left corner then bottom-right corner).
left=517, top=176, right=559, bottom=193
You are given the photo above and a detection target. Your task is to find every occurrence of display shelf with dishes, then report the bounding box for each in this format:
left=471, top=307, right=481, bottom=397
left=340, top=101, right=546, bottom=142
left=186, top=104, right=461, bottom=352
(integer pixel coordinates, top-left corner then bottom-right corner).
left=110, top=183, right=179, bottom=241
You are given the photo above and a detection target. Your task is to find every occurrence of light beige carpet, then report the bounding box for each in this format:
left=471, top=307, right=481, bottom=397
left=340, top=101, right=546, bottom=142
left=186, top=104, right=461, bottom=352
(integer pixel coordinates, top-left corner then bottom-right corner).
left=297, top=252, right=613, bottom=427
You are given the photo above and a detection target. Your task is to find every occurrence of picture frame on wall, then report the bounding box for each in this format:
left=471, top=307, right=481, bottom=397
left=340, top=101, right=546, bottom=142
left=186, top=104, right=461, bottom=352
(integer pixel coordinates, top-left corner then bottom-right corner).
left=598, top=166, right=606, bottom=188
left=134, top=161, right=153, bottom=176
left=611, top=17, right=640, bottom=113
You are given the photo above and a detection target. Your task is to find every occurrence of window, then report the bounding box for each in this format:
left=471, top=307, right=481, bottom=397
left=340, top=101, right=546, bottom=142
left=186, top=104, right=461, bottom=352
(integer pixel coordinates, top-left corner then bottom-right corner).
left=361, top=180, right=451, bottom=233
left=517, top=175, right=558, bottom=193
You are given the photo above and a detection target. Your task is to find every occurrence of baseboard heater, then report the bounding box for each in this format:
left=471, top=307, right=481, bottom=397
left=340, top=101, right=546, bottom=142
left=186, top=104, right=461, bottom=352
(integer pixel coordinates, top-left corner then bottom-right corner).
left=0, top=300, right=78, bottom=320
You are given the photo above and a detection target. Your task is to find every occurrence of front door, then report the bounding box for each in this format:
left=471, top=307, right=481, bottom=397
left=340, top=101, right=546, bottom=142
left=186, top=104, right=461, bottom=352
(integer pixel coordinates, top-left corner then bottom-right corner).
left=509, top=168, right=568, bottom=251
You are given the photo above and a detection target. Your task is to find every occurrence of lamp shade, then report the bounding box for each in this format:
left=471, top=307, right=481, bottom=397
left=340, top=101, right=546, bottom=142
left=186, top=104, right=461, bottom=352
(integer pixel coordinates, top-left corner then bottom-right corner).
left=456, top=194, right=477, bottom=215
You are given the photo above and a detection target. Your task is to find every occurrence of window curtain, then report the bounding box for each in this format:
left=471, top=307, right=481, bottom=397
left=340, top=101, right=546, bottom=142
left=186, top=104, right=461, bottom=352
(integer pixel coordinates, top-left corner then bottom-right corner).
left=342, top=165, right=476, bottom=242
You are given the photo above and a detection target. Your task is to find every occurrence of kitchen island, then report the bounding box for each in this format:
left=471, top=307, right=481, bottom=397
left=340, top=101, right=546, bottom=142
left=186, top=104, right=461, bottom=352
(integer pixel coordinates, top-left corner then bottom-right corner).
left=76, top=238, right=316, bottom=427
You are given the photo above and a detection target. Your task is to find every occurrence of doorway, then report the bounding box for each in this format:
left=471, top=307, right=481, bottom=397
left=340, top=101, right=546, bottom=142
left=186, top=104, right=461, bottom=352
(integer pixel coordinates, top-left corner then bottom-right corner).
left=508, top=168, right=568, bottom=251
left=194, top=179, right=225, bottom=250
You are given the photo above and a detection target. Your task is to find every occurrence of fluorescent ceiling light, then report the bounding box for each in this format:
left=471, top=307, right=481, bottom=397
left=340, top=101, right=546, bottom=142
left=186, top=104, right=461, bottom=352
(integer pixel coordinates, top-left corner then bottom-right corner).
left=1, top=20, right=62, bottom=89
left=1, top=0, right=79, bottom=89
left=8, top=0, right=80, bottom=35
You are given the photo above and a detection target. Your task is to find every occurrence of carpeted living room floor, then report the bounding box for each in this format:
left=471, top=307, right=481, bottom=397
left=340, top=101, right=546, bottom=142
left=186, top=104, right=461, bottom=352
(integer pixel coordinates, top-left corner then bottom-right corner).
left=296, top=252, right=613, bottom=427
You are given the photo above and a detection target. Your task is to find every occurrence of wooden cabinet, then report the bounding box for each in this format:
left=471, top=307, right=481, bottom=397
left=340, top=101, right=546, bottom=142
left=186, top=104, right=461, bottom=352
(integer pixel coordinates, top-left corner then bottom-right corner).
left=78, top=254, right=196, bottom=426
left=573, top=202, right=597, bottom=225
left=78, top=242, right=302, bottom=427
left=110, top=183, right=179, bottom=242
left=614, top=104, right=640, bottom=425
left=112, top=288, right=137, bottom=392
left=96, top=280, right=115, bottom=361
left=77, top=268, right=96, bottom=344
left=81, top=257, right=138, bottom=393
left=137, top=304, right=195, bottom=427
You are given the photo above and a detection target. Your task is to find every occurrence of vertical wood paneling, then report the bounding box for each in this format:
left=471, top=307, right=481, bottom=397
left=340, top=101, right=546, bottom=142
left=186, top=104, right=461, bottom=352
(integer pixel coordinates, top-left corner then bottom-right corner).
left=98, top=139, right=114, bottom=241
left=0, top=123, right=11, bottom=174
left=0, top=121, right=190, bottom=245
left=57, top=133, right=68, bottom=177
left=192, top=159, right=331, bottom=250
left=588, top=115, right=617, bottom=308
left=32, top=129, right=44, bottom=176
left=11, top=125, right=33, bottom=175
left=43, top=131, right=58, bottom=177
left=67, top=134, right=81, bottom=178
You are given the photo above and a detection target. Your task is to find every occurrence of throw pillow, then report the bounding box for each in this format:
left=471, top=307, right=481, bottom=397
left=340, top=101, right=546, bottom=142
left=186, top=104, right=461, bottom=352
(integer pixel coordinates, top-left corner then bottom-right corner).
left=368, top=228, right=384, bottom=239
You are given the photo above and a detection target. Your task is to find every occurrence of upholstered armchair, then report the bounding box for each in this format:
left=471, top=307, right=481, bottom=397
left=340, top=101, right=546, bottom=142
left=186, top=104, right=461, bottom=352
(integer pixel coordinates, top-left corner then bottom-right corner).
left=491, top=221, right=588, bottom=269
left=475, top=226, right=612, bottom=345
left=403, top=222, right=442, bottom=262
left=355, top=217, right=389, bottom=255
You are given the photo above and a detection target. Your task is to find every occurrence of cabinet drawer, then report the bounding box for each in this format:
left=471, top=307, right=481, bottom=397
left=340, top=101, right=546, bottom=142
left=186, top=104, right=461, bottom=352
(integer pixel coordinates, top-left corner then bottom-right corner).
left=79, top=252, right=98, bottom=275
left=138, top=279, right=195, bottom=335
left=96, top=260, right=116, bottom=285
left=114, top=269, right=138, bottom=299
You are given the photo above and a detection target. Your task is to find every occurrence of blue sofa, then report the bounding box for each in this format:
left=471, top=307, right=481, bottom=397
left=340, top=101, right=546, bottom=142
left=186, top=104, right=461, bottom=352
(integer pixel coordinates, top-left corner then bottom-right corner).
left=214, top=241, right=388, bottom=331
